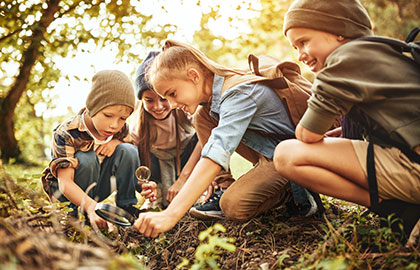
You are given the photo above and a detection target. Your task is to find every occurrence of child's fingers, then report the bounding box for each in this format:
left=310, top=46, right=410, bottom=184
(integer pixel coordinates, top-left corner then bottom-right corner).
left=107, top=222, right=115, bottom=232
left=142, top=182, right=157, bottom=188
left=141, top=189, right=152, bottom=196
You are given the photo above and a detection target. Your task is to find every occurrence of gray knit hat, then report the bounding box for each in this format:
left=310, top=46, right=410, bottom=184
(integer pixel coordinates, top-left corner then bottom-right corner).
left=86, top=70, right=136, bottom=117
left=134, top=51, right=160, bottom=99
left=283, top=0, right=373, bottom=38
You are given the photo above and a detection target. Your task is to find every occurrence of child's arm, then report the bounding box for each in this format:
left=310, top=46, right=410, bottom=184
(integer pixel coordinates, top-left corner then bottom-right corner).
left=134, top=157, right=221, bottom=237
left=57, top=167, right=109, bottom=229
left=295, top=123, right=324, bottom=143
left=166, top=143, right=202, bottom=203
left=96, top=139, right=122, bottom=157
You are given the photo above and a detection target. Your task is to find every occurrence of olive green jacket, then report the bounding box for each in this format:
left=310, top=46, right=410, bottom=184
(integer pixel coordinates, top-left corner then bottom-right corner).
left=301, top=40, right=420, bottom=149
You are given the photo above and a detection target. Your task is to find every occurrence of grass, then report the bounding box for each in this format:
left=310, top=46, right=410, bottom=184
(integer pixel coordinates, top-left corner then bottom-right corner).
left=1, top=158, right=420, bottom=269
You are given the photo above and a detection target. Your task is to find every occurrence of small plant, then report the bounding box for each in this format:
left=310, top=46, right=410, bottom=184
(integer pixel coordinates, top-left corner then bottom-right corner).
left=177, top=223, right=236, bottom=270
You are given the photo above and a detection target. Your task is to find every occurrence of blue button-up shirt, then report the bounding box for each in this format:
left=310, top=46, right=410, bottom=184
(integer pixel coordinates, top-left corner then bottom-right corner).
left=201, top=75, right=295, bottom=171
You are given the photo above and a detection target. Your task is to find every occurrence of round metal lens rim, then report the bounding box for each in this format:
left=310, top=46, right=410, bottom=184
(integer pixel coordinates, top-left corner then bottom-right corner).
left=135, top=166, right=151, bottom=182
left=95, top=203, right=135, bottom=227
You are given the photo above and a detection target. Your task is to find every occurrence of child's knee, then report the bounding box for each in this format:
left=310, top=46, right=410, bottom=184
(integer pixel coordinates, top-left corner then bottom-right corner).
left=273, top=139, right=299, bottom=173
left=220, top=194, right=254, bottom=221
left=75, top=151, right=98, bottom=170
left=115, top=143, right=139, bottom=161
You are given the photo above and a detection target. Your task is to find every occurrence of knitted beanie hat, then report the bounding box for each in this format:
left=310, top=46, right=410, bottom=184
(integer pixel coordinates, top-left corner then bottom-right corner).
left=86, top=70, right=136, bottom=117
left=134, top=51, right=160, bottom=99
left=283, top=0, right=373, bottom=38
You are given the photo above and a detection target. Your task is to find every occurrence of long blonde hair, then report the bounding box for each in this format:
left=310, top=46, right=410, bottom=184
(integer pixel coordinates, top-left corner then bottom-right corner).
left=146, top=40, right=247, bottom=88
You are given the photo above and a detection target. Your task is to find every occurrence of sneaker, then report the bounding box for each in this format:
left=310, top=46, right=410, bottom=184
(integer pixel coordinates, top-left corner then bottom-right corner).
left=302, top=192, right=318, bottom=217
left=288, top=191, right=324, bottom=217
left=189, top=189, right=225, bottom=219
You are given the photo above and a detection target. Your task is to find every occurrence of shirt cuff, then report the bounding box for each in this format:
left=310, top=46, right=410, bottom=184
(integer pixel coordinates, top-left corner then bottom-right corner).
left=49, top=157, right=79, bottom=178
left=299, top=107, right=339, bottom=135
left=201, top=141, right=231, bottom=171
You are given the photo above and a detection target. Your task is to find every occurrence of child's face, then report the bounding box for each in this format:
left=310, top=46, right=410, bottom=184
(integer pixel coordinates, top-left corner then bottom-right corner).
left=142, top=89, right=172, bottom=120
left=89, top=105, right=132, bottom=140
left=154, top=77, right=203, bottom=115
left=286, top=28, right=345, bottom=73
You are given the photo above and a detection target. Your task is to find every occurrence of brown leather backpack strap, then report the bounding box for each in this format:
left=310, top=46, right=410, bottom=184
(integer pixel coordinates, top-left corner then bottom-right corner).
left=248, top=54, right=261, bottom=76
left=221, top=74, right=267, bottom=94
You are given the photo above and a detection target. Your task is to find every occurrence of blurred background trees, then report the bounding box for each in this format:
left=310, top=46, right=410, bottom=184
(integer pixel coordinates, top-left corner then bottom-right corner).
left=0, top=0, right=175, bottom=162
left=0, top=0, right=419, bottom=164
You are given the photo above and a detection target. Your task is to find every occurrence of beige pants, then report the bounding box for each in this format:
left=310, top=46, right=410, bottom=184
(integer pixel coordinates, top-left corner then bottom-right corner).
left=193, top=106, right=291, bottom=220
left=352, top=140, right=420, bottom=204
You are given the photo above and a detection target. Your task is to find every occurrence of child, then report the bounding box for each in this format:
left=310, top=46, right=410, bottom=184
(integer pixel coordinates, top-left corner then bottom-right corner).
left=133, top=40, right=319, bottom=237
left=273, top=0, right=420, bottom=239
left=131, top=51, right=202, bottom=208
left=42, top=70, right=156, bottom=229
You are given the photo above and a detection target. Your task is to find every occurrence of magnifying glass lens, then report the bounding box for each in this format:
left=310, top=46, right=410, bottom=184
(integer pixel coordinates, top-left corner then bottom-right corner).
left=135, top=166, right=151, bottom=182
left=95, top=203, right=135, bottom=227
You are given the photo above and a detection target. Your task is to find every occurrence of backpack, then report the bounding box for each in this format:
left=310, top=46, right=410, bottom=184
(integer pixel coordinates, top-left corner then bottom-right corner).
left=355, top=27, right=420, bottom=219
left=358, top=27, right=420, bottom=65
left=222, top=55, right=313, bottom=127
left=221, top=55, right=326, bottom=214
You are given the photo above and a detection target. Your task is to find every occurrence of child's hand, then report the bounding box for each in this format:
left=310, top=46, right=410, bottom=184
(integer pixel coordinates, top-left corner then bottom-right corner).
left=141, top=181, right=157, bottom=202
left=96, top=139, right=122, bottom=157
left=166, top=179, right=186, bottom=203
left=203, top=181, right=219, bottom=202
left=325, top=127, right=342, bottom=138
left=88, top=209, right=113, bottom=231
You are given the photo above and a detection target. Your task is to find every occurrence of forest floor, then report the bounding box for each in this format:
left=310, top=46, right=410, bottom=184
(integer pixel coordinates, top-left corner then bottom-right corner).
left=1, top=163, right=420, bottom=270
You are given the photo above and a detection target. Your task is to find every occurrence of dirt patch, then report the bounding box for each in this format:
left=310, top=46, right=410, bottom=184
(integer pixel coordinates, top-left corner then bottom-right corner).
left=2, top=168, right=418, bottom=270
left=1, top=199, right=340, bottom=270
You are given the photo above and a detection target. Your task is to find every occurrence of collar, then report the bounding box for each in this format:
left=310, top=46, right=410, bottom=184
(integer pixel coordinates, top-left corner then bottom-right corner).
left=66, top=108, right=89, bottom=132
left=210, top=74, right=225, bottom=114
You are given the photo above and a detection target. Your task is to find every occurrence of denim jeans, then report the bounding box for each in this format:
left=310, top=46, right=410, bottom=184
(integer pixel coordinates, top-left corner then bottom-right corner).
left=53, top=143, right=139, bottom=214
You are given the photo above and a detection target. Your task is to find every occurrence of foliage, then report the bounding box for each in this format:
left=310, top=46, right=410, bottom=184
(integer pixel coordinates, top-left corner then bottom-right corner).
left=285, top=204, right=420, bottom=270
left=0, top=0, right=176, bottom=162
left=177, top=223, right=236, bottom=270
left=0, top=163, right=148, bottom=270
left=361, top=0, right=420, bottom=40
left=193, top=0, right=420, bottom=80
left=2, top=163, right=420, bottom=269
left=1, top=0, right=419, bottom=163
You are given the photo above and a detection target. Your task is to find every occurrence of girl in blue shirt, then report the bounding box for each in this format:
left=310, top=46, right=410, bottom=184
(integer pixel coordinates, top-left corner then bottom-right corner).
left=133, top=40, right=311, bottom=237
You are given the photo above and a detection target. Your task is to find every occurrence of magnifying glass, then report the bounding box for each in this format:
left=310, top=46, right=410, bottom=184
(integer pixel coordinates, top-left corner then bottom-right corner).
left=95, top=203, right=135, bottom=227
left=95, top=166, right=152, bottom=227
left=135, top=166, right=151, bottom=192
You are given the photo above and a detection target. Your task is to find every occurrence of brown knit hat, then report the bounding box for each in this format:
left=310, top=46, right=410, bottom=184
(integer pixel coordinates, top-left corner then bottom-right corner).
left=283, top=0, right=373, bottom=38
left=86, top=70, right=136, bottom=117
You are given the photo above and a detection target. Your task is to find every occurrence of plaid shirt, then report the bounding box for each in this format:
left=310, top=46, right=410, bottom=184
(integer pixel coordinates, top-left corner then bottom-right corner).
left=41, top=108, right=131, bottom=197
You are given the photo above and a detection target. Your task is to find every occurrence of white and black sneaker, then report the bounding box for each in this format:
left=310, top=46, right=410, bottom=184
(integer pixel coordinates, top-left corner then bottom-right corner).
left=287, top=191, right=325, bottom=217
left=189, top=189, right=225, bottom=219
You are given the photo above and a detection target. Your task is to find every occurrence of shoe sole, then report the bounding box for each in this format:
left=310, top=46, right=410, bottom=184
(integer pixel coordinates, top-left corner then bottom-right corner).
left=304, top=193, right=318, bottom=217
left=189, top=208, right=224, bottom=219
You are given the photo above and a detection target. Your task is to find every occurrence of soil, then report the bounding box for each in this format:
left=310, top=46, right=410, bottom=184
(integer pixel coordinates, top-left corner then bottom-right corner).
left=0, top=196, right=347, bottom=270
left=4, top=170, right=411, bottom=270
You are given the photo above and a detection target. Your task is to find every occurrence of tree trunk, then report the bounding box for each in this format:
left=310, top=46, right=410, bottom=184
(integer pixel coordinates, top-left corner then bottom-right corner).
left=0, top=0, right=60, bottom=161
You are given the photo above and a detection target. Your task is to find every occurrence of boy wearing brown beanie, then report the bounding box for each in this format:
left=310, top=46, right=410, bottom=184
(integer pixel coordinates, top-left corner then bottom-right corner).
left=42, top=70, right=156, bottom=229
left=273, top=0, right=420, bottom=241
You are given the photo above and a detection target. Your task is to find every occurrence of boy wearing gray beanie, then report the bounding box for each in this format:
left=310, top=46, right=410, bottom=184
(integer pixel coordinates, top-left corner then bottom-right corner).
left=42, top=70, right=156, bottom=229
left=274, top=0, right=420, bottom=241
